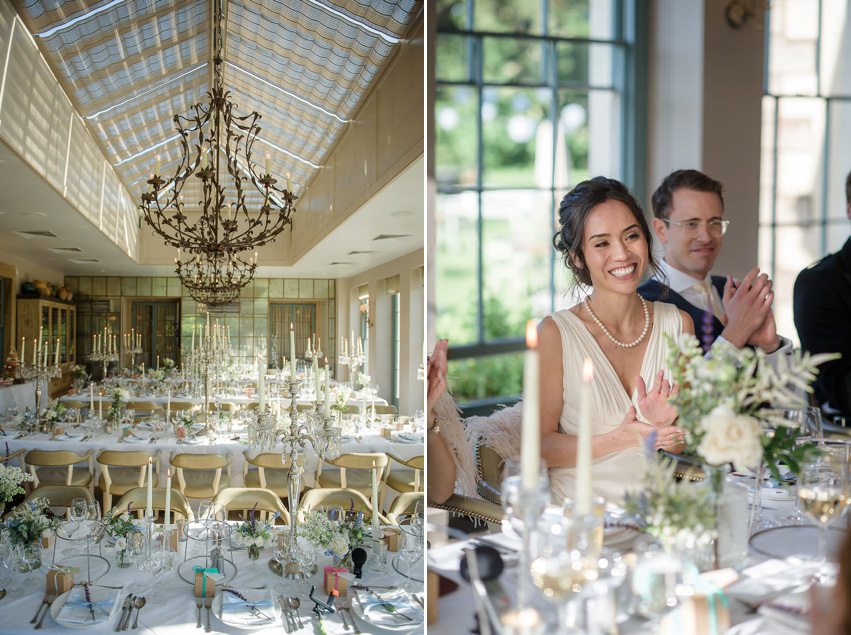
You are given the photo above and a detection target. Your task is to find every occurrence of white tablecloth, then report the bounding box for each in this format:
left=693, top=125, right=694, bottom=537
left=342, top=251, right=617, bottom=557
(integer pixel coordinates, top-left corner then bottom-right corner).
left=61, top=393, right=387, bottom=409
left=0, top=381, right=47, bottom=416
left=0, top=529, right=425, bottom=633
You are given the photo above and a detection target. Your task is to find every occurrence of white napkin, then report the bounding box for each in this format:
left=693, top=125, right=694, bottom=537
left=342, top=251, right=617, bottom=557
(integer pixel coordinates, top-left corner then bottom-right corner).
left=57, top=587, right=121, bottom=624
left=726, top=559, right=821, bottom=605
left=221, top=590, right=276, bottom=625
left=356, top=590, right=424, bottom=628
left=757, top=590, right=810, bottom=633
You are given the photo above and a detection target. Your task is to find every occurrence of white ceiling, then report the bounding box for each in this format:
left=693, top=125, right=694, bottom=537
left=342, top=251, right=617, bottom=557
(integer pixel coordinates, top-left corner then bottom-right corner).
left=0, top=140, right=423, bottom=279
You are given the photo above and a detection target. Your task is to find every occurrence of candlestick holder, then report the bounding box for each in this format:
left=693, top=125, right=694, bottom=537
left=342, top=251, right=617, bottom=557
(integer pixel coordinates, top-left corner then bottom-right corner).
left=336, top=352, right=365, bottom=391
left=127, top=345, right=143, bottom=370
left=186, top=327, right=230, bottom=415
left=19, top=349, right=62, bottom=414
left=271, top=379, right=341, bottom=580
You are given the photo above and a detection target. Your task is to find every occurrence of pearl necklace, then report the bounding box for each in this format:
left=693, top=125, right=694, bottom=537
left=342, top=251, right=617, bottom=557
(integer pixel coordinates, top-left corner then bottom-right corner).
left=583, top=295, right=650, bottom=348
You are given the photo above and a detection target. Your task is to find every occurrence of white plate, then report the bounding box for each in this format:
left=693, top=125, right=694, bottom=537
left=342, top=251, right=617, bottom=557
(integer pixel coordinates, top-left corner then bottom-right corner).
left=58, top=432, right=83, bottom=439
left=351, top=589, right=424, bottom=632
left=390, top=435, right=419, bottom=445
left=123, top=435, right=150, bottom=443
left=213, top=590, right=281, bottom=630
left=50, top=587, right=123, bottom=628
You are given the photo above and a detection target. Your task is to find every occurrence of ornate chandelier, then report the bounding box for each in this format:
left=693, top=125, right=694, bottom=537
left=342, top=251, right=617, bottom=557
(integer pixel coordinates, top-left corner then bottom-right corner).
left=139, top=0, right=297, bottom=257
left=175, top=249, right=257, bottom=307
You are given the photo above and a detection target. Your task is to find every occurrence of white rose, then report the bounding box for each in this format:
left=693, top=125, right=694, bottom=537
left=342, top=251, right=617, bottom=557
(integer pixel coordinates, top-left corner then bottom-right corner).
left=233, top=534, right=243, bottom=546
left=115, top=536, right=127, bottom=550
left=119, top=513, right=130, bottom=522
left=328, top=533, right=349, bottom=558
left=697, top=405, right=762, bottom=470
left=254, top=536, right=265, bottom=547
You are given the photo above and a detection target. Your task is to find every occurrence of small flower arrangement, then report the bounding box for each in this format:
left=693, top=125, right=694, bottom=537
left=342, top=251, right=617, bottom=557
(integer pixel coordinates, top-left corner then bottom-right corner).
left=666, top=333, right=832, bottom=480
left=161, top=358, right=176, bottom=376
left=331, top=388, right=351, bottom=414
left=624, top=441, right=716, bottom=553
left=70, top=365, right=90, bottom=381
left=300, top=505, right=368, bottom=564
left=0, top=445, right=33, bottom=506
left=2, top=497, right=61, bottom=547
left=357, top=373, right=371, bottom=389
left=40, top=399, right=66, bottom=425
left=233, top=504, right=277, bottom=559
left=106, top=387, right=131, bottom=423
left=103, top=504, right=137, bottom=567
left=147, top=368, right=165, bottom=382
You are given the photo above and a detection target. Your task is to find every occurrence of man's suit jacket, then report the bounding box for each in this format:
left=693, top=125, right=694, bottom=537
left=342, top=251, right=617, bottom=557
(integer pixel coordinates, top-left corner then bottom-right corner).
left=638, top=276, right=726, bottom=351
left=793, top=238, right=851, bottom=418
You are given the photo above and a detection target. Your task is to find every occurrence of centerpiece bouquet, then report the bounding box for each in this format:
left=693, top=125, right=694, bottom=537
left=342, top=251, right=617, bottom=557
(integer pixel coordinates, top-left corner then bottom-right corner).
left=1, top=497, right=61, bottom=570
left=70, top=365, right=90, bottom=393
left=160, top=358, right=176, bottom=378
left=106, top=386, right=131, bottom=424
left=666, top=333, right=832, bottom=485
left=232, top=504, right=278, bottom=560
left=40, top=399, right=67, bottom=427
left=300, top=506, right=367, bottom=568
left=102, top=504, right=138, bottom=567
left=0, top=446, right=33, bottom=514
left=357, top=373, right=371, bottom=390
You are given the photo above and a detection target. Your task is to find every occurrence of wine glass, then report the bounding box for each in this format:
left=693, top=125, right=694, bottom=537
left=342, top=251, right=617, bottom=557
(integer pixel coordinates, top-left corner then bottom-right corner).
left=274, top=539, right=294, bottom=595
left=2, top=544, right=24, bottom=596
left=530, top=540, right=598, bottom=635
left=70, top=497, right=87, bottom=532
left=798, top=455, right=849, bottom=581
left=785, top=407, right=824, bottom=443
left=631, top=548, right=694, bottom=626
left=398, top=525, right=423, bottom=592
left=295, top=543, right=317, bottom=592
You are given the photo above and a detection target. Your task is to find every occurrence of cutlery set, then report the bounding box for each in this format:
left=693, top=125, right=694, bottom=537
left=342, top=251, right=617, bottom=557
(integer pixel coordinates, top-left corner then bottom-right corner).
left=115, top=593, right=146, bottom=631
left=30, top=591, right=57, bottom=630
left=194, top=595, right=213, bottom=632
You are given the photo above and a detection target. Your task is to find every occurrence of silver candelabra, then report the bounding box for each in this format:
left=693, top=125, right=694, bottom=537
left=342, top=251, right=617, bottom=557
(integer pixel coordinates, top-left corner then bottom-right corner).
left=19, top=349, right=62, bottom=414
left=336, top=352, right=365, bottom=390
left=88, top=350, right=119, bottom=380
left=127, top=344, right=143, bottom=370
left=186, top=326, right=230, bottom=414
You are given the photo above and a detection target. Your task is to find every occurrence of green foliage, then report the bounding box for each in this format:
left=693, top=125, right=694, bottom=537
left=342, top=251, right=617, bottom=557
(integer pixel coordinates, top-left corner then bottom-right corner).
left=763, top=426, right=821, bottom=482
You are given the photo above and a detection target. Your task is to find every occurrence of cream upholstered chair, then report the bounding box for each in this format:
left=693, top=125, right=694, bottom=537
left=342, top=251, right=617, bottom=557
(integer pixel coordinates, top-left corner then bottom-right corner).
left=296, top=403, right=314, bottom=413
left=316, top=452, right=389, bottom=500
left=25, top=449, right=95, bottom=492
left=96, top=450, right=161, bottom=511
left=62, top=400, right=88, bottom=423
left=296, top=488, right=390, bottom=524
left=169, top=401, right=199, bottom=413
left=26, top=485, right=94, bottom=519
left=243, top=402, right=260, bottom=411
left=386, top=492, right=424, bottom=525
left=242, top=452, right=303, bottom=500
left=169, top=452, right=232, bottom=499
left=112, top=487, right=195, bottom=522
left=374, top=405, right=397, bottom=416
left=211, top=488, right=290, bottom=525
left=210, top=402, right=240, bottom=413
left=382, top=454, right=424, bottom=510
left=344, top=405, right=360, bottom=416
left=126, top=401, right=162, bottom=422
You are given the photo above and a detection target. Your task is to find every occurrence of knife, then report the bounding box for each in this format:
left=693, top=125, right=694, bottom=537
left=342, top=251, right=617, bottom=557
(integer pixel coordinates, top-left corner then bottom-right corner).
left=115, top=594, right=133, bottom=631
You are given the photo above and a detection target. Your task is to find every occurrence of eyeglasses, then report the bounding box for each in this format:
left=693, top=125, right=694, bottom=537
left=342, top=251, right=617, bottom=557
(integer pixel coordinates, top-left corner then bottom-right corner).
left=662, top=218, right=730, bottom=237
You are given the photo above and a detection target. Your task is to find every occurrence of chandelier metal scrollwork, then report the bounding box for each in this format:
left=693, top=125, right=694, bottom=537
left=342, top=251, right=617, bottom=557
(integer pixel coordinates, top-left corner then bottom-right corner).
left=175, top=249, right=257, bottom=306
left=140, top=0, right=297, bottom=302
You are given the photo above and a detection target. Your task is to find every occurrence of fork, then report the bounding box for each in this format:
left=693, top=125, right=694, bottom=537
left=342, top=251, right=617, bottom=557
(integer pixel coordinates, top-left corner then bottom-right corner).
left=195, top=596, right=203, bottom=628
left=34, top=592, right=57, bottom=630
left=341, top=597, right=361, bottom=634
left=277, top=595, right=291, bottom=632
left=204, top=596, right=213, bottom=632
left=31, top=593, right=52, bottom=624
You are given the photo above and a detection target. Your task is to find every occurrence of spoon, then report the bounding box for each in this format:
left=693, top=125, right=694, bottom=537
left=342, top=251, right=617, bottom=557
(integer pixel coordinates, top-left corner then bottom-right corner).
left=131, top=596, right=146, bottom=629
left=288, top=597, right=303, bottom=628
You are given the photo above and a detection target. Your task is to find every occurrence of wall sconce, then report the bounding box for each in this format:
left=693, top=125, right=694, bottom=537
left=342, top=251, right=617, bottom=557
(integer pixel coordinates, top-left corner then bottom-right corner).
left=725, top=0, right=770, bottom=29
left=359, top=303, right=374, bottom=328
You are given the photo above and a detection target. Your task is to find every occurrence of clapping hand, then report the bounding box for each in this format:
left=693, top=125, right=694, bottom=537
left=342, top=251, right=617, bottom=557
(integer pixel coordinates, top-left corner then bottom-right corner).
left=427, top=339, right=448, bottom=430
left=635, top=370, right=679, bottom=427
left=720, top=268, right=775, bottom=349
left=723, top=275, right=781, bottom=352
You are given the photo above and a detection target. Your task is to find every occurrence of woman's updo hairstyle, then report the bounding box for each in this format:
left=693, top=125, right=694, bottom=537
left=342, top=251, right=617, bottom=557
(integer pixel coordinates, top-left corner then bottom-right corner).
left=553, top=176, right=663, bottom=288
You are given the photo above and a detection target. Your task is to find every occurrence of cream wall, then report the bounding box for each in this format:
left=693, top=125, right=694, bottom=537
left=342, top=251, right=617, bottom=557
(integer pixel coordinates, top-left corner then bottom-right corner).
left=337, top=249, right=425, bottom=414
left=646, top=0, right=764, bottom=278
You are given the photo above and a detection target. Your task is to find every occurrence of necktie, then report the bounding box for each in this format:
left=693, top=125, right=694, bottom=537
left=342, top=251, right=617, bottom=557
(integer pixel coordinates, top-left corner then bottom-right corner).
left=695, top=280, right=725, bottom=322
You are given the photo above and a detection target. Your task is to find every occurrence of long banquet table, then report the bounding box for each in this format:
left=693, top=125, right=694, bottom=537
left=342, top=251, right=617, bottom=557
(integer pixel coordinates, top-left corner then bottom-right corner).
left=0, top=525, right=425, bottom=633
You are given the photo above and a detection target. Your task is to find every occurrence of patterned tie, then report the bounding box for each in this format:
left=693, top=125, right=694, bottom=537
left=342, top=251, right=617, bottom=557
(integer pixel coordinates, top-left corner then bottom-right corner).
left=695, top=280, right=725, bottom=322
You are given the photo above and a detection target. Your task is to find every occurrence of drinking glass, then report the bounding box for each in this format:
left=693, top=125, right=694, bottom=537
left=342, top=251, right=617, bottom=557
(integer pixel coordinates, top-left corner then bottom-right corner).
left=798, top=455, right=849, bottom=581
left=70, top=498, right=87, bottom=538
left=398, top=526, right=423, bottom=592
left=295, top=543, right=317, bottom=591
left=273, top=540, right=293, bottom=595
left=2, top=544, right=24, bottom=596
left=632, top=548, right=694, bottom=625
left=785, top=407, right=824, bottom=443
left=530, top=540, right=597, bottom=635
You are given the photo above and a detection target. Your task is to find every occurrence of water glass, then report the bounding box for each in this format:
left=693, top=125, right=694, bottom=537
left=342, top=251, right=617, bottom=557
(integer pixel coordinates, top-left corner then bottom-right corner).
left=631, top=549, right=694, bottom=624
left=365, top=538, right=388, bottom=573
left=398, top=527, right=422, bottom=591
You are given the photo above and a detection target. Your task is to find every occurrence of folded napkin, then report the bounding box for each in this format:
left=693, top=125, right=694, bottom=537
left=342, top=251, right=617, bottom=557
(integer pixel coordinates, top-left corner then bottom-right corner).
left=222, top=590, right=275, bottom=625
left=125, top=434, right=148, bottom=443
left=57, top=586, right=121, bottom=624
left=757, top=590, right=810, bottom=634
left=182, top=437, right=205, bottom=445
left=726, top=559, right=822, bottom=605
left=357, top=590, right=424, bottom=628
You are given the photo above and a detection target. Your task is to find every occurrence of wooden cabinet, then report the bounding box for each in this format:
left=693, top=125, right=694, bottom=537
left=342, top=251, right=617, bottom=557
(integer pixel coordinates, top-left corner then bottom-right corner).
left=17, top=296, right=76, bottom=398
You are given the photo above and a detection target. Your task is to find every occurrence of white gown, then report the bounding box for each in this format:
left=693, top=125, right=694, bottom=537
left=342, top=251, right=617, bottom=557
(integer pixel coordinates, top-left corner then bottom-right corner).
left=548, top=301, right=683, bottom=505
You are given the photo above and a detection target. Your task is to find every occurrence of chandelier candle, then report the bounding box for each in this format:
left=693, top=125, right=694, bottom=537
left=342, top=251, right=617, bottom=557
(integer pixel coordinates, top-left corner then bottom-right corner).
left=576, top=359, right=594, bottom=515
left=521, top=320, right=540, bottom=491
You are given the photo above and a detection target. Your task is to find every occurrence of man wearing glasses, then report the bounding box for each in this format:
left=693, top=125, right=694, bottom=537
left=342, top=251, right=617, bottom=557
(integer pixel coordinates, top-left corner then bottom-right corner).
left=639, top=169, right=790, bottom=356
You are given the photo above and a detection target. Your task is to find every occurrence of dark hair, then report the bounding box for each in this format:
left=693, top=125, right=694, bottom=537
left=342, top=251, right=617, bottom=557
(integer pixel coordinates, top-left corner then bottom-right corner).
left=846, top=170, right=851, bottom=205
left=553, top=176, right=662, bottom=288
left=651, top=169, right=725, bottom=219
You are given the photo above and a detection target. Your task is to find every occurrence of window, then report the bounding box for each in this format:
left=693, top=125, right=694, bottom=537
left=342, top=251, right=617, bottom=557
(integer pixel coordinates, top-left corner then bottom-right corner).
left=760, top=1, right=851, bottom=346
left=435, top=0, right=643, bottom=404
left=359, top=292, right=370, bottom=376
left=269, top=304, right=316, bottom=370
left=131, top=301, right=180, bottom=369
left=391, top=292, right=401, bottom=410
left=0, top=277, right=6, bottom=363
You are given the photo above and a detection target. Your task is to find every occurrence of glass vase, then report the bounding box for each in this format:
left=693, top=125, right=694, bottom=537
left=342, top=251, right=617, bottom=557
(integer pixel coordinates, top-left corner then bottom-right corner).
left=248, top=544, right=261, bottom=561
left=115, top=547, right=132, bottom=568
left=20, top=543, right=42, bottom=573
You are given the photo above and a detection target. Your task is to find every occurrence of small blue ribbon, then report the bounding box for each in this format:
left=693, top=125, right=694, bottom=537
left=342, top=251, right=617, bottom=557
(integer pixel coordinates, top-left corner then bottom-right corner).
left=64, top=599, right=114, bottom=616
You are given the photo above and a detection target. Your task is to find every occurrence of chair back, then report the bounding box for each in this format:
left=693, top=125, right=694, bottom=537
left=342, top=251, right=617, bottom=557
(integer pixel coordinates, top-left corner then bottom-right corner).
left=170, top=452, right=231, bottom=497
left=474, top=440, right=504, bottom=505
left=111, top=487, right=195, bottom=521
left=243, top=402, right=260, bottom=411
left=374, top=405, right=397, bottom=416
left=297, top=487, right=390, bottom=524
left=24, top=449, right=94, bottom=489
left=386, top=454, right=424, bottom=491
left=97, top=450, right=155, bottom=467
left=296, top=403, right=314, bottom=413
left=320, top=452, right=389, bottom=488
left=209, top=402, right=239, bottom=412
left=25, top=485, right=93, bottom=519
left=211, top=488, right=290, bottom=524
left=387, top=492, right=424, bottom=524
left=169, top=402, right=198, bottom=411
left=63, top=401, right=87, bottom=422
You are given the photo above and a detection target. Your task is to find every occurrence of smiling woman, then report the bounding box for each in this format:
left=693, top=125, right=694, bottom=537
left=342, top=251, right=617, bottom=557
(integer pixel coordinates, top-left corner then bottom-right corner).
left=536, top=177, right=694, bottom=505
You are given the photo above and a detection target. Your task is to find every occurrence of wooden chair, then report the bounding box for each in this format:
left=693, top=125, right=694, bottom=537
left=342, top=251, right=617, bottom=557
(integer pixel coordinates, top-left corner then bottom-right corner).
left=62, top=400, right=88, bottom=423
left=96, top=450, right=161, bottom=511
left=316, top=452, right=389, bottom=501
left=126, top=401, right=162, bottom=422
left=242, top=452, right=302, bottom=500
left=169, top=452, right=232, bottom=499
left=382, top=454, right=424, bottom=510
left=1, top=448, right=28, bottom=490
left=374, top=405, right=397, bottom=416
left=386, top=492, right=424, bottom=525
left=24, top=449, right=95, bottom=492
left=211, top=487, right=290, bottom=525
left=296, top=403, right=314, bottom=413
left=242, top=402, right=260, bottom=411
left=169, top=402, right=199, bottom=412
left=111, top=487, right=195, bottom=522
left=296, top=487, right=391, bottom=524
left=25, top=485, right=94, bottom=519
